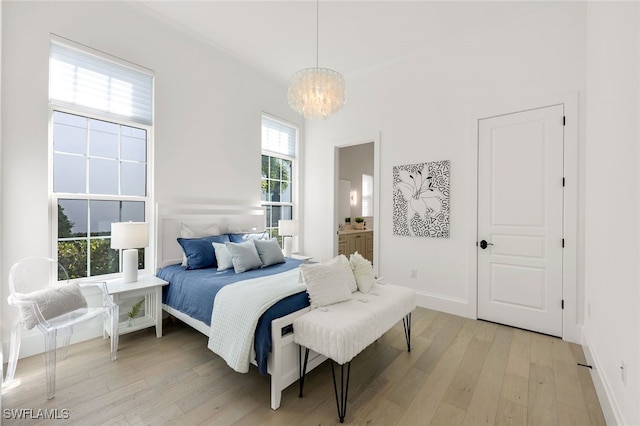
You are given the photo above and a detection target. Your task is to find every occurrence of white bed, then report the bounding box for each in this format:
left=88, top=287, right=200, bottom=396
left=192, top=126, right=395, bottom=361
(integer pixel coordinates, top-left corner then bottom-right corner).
left=155, top=203, right=325, bottom=410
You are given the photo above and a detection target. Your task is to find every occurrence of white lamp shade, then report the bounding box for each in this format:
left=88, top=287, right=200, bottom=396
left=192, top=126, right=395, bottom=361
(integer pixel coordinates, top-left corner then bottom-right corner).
left=278, top=220, right=298, bottom=237
left=111, top=222, right=149, bottom=249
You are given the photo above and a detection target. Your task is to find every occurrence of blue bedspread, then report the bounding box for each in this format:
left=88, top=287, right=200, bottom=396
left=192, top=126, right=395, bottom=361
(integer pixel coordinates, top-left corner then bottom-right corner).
left=158, top=259, right=310, bottom=375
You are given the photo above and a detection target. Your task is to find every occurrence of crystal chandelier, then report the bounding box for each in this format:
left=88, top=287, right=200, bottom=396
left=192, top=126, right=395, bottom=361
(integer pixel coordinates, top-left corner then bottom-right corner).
left=288, top=1, right=346, bottom=120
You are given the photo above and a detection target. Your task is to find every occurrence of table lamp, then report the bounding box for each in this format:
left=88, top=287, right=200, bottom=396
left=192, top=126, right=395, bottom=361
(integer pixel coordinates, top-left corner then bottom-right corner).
left=278, top=219, right=298, bottom=258
left=111, top=221, right=149, bottom=283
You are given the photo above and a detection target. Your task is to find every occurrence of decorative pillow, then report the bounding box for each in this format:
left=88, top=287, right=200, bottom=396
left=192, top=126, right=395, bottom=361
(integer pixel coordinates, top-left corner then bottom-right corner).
left=180, top=223, right=223, bottom=266
left=228, top=231, right=268, bottom=243
left=177, top=235, right=230, bottom=270
left=253, top=238, right=286, bottom=267
left=350, top=251, right=375, bottom=293
left=225, top=240, right=263, bottom=273
left=300, top=256, right=352, bottom=309
left=337, top=254, right=358, bottom=292
left=14, top=283, right=88, bottom=330
left=212, top=242, right=234, bottom=271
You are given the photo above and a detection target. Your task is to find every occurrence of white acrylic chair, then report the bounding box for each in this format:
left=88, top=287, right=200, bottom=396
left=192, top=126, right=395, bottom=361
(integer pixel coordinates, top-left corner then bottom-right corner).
left=3, top=257, right=119, bottom=399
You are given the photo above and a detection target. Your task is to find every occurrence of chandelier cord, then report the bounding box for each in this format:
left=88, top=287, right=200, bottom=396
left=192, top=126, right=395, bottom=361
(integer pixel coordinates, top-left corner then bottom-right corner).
left=287, top=0, right=345, bottom=119
left=315, top=0, right=319, bottom=69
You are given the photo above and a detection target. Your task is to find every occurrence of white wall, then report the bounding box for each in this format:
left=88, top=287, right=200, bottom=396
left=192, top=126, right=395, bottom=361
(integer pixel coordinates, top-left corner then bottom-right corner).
left=0, top=1, right=303, bottom=357
left=584, top=3, right=640, bottom=425
left=303, top=2, right=586, bottom=321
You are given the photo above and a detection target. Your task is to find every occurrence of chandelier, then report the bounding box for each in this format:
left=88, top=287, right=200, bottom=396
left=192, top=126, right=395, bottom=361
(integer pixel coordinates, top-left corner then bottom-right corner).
left=287, top=1, right=346, bottom=120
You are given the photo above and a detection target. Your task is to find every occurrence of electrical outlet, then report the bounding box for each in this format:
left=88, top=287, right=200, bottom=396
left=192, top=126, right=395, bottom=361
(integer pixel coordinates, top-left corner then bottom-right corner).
left=621, top=360, right=627, bottom=385
left=410, top=269, right=417, bottom=279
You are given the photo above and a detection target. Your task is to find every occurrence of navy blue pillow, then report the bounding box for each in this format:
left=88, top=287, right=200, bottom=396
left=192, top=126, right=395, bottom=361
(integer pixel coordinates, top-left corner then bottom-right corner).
left=228, top=231, right=268, bottom=243
left=177, top=234, right=230, bottom=269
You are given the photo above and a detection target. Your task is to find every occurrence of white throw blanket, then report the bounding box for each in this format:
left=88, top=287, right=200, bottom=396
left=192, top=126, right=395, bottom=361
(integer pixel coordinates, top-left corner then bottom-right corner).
left=207, top=268, right=306, bottom=373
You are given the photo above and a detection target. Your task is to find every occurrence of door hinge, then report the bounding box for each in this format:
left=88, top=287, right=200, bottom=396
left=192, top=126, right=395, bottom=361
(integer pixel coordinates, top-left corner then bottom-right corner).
left=562, top=177, right=565, bottom=187
left=563, top=116, right=566, bottom=126
left=562, top=238, right=565, bottom=248
left=562, top=299, right=565, bottom=309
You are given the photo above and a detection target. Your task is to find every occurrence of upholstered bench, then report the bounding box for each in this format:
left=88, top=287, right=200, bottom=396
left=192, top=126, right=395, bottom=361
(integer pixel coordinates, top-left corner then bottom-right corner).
left=293, top=282, right=416, bottom=423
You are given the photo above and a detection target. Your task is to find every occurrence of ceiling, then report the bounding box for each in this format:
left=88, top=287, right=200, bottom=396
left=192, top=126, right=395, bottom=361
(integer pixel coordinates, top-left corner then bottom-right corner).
left=138, top=1, right=552, bottom=82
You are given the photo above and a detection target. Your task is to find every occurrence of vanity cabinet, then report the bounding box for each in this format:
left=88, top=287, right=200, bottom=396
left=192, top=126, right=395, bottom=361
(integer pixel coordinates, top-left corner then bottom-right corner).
left=338, top=230, right=374, bottom=263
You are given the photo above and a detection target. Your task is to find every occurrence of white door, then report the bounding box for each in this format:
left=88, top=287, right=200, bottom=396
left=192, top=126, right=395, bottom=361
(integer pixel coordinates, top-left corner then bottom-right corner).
left=477, top=105, right=564, bottom=337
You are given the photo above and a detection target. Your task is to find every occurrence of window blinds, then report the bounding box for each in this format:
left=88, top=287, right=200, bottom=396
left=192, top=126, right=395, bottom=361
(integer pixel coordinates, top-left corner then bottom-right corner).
left=50, top=40, right=153, bottom=125
left=262, top=115, right=297, bottom=157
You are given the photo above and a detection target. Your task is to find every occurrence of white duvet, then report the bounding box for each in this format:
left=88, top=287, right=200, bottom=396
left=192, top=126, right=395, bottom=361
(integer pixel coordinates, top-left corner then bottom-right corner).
left=293, top=283, right=416, bottom=365
left=207, top=268, right=306, bottom=373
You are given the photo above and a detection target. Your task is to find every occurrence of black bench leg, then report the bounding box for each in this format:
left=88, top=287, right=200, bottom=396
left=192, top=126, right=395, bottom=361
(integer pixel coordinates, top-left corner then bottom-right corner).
left=299, top=346, right=310, bottom=398
left=330, top=361, right=351, bottom=423
left=403, top=312, right=412, bottom=352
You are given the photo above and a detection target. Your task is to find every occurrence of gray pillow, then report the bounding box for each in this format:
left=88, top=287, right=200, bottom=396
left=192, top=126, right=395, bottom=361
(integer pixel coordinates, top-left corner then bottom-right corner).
left=225, top=240, right=263, bottom=273
left=212, top=242, right=234, bottom=271
left=253, top=238, right=285, bottom=267
left=14, top=283, right=88, bottom=330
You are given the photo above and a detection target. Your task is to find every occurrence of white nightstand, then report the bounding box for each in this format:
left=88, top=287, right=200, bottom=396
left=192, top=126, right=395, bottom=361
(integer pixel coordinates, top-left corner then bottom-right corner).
left=106, top=274, right=168, bottom=338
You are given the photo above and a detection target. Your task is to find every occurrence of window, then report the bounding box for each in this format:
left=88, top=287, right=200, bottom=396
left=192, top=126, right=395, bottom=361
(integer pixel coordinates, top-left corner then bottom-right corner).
left=50, top=38, right=153, bottom=279
left=261, top=115, right=297, bottom=243
left=362, top=173, right=373, bottom=217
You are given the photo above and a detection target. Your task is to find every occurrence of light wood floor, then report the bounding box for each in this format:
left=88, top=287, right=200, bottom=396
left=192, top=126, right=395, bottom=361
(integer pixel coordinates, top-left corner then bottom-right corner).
left=2, top=308, right=606, bottom=425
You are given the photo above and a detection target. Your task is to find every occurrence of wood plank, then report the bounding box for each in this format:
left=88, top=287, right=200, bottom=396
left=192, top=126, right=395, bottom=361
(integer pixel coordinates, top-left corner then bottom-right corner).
left=500, top=373, right=529, bottom=407
left=495, top=398, right=527, bottom=426
left=506, top=329, right=531, bottom=378
left=558, top=402, right=594, bottom=426
left=527, top=363, right=558, bottom=426
left=430, top=401, right=467, bottom=426
left=396, top=320, right=476, bottom=425
left=461, top=330, right=510, bottom=425
left=442, top=337, right=492, bottom=410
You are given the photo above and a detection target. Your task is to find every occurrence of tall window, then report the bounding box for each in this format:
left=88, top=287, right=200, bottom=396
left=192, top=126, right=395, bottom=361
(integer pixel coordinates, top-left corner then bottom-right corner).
left=261, top=115, right=297, bottom=242
left=50, top=38, right=153, bottom=279
left=362, top=173, right=373, bottom=217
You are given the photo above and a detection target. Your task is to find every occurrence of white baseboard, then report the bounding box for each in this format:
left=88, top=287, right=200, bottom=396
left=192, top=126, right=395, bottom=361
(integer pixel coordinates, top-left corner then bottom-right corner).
left=582, top=329, right=622, bottom=425
left=414, top=291, right=472, bottom=318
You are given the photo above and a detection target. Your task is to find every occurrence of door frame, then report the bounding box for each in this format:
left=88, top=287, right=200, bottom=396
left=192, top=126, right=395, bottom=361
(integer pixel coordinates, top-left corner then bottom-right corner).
left=333, top=133, right=381, bottom=278
left=467, top=93, right=580, bottom=343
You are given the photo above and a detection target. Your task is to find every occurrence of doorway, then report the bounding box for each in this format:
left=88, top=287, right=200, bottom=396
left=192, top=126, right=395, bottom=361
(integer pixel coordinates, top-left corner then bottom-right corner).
left=335, top=138, right=379, bottom=276
left=477, top=104, right=564, bottom=337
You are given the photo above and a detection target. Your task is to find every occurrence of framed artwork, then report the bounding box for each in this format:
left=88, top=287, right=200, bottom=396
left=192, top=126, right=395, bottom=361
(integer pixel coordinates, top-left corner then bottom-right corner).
left=392, top=160, right=450, bottom=238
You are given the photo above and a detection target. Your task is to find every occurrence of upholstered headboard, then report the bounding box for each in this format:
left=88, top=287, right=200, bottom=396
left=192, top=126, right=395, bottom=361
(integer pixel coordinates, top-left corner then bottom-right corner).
left=155, top=203, right=266, bottom=270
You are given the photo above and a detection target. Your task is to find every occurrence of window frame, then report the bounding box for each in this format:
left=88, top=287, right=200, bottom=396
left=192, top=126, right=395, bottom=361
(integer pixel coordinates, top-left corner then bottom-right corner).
left=49, top=106, right=153, bottom=281
left=260, top=114, right=299, bottom=245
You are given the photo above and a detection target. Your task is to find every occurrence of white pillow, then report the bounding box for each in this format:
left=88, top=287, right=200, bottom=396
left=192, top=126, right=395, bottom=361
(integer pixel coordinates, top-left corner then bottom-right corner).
left=350, top=251, right=375, bottom=293
left=253, top=238, right=285, bottom=267
left=180, top=222, right=222, bottom=238
left=14, top=283, right=88, bottom=330
left=212, top=242, right=234, bottom=271
left=225, top=240, right=263, bottom=273
left=300, top=256, right=352, bottom=309
left=337, top=254, right=358, bottom=292
left=180, top=222, right=222, bottom=266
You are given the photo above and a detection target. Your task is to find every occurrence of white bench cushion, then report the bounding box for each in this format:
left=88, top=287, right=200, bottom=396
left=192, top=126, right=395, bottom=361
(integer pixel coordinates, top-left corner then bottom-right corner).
left=293, top=283, right=416, bottom=365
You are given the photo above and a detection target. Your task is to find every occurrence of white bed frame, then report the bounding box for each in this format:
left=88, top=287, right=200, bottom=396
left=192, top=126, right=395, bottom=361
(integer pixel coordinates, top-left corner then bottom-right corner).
left=155, top=203, right=325, bottom=410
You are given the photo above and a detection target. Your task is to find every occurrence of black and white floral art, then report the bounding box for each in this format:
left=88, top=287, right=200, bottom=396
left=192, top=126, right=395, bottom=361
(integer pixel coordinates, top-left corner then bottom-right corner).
left=392, top=160, right=450, bottom=238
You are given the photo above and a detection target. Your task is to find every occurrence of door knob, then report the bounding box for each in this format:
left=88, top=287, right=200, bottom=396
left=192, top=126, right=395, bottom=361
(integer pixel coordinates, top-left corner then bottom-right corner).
left=479, top=240, right=494, bottom=249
